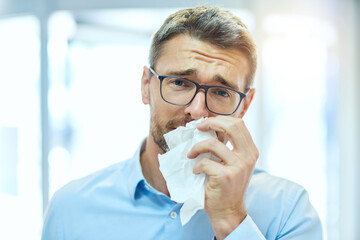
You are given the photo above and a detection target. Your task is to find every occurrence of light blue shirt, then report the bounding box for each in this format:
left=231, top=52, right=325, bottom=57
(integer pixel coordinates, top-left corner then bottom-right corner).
left=42, top=143, right=322, bottom=240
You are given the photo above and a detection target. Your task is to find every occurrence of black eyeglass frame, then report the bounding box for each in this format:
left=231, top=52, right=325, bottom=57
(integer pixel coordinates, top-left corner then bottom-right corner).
left=149, top=67, right=247, bottom=115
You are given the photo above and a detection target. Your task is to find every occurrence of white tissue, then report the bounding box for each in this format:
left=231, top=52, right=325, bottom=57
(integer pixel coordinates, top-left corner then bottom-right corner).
left=158, top=118, right=219, bottom=226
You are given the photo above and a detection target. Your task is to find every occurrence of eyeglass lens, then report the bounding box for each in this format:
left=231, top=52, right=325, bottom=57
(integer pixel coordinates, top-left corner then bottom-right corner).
left=161, top=77, right=240, bottom=115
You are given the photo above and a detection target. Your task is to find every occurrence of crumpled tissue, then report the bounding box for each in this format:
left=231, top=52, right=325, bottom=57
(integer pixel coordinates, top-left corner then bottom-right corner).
left=158, top=118, right=220, bottom=226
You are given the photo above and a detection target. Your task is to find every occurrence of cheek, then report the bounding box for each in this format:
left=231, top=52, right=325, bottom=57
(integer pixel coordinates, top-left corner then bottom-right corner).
left=148, top=81, right=162, bottom=107
left=149, top=85, right=174, bottom=116
left=148, top=81, right=190, bottom=119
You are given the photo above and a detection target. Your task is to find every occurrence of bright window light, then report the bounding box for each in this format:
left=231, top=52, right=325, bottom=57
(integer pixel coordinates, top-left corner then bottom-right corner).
left=0, top=16, right=42, bottom=240
left=261, top=14, right=336, bottom=238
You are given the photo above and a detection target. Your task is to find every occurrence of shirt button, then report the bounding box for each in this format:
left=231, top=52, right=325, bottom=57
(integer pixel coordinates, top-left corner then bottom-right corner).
left=170, top=211, right=177, bottom=219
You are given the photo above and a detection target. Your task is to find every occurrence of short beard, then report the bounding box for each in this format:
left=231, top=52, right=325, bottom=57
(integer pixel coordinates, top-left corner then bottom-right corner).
left=150, top=112, right=192, bottom=153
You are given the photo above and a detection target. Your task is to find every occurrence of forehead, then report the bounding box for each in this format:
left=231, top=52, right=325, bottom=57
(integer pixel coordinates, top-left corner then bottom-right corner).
left=156, top=34, right=249, bottom=88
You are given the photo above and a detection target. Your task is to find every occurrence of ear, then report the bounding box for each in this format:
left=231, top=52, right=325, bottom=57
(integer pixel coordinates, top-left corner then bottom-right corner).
left=238, top=88, right=255, bottom=118
left=141, top=66, right=151, bottom=105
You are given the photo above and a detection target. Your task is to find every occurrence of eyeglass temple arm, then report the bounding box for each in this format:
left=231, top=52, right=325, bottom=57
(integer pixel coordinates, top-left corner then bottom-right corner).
left=149, top=67, right=159, bottom=77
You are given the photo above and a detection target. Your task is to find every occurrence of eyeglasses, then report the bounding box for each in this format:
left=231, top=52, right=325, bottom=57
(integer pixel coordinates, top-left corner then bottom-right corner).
left=149, top=67, right=246, bottom=115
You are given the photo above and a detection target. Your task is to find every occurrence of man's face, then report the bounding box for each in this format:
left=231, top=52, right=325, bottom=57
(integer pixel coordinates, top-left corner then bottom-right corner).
left=143, top=34, right=250, bottom=152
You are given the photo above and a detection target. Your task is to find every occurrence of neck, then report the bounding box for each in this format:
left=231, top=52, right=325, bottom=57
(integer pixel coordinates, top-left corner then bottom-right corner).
left=140, top=135, right=170, bottom=197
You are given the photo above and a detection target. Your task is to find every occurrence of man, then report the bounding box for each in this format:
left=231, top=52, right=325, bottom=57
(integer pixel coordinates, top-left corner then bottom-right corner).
left=42, top=6, right=322, bottom=240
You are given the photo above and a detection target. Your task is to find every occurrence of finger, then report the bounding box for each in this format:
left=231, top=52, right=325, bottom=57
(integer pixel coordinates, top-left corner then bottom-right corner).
left=197, top=117, right=256, bottom=156
left=193, top=157, right=226, bottom=176
left=197, top=117, right=250, bottom=147
left=197, top=116, right=227, bottom=133
left=187, top=138, right=235, bottom=165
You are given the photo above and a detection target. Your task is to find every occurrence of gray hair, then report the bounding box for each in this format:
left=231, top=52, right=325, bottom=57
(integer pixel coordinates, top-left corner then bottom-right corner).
left=149, top=6, right=257, bottom=89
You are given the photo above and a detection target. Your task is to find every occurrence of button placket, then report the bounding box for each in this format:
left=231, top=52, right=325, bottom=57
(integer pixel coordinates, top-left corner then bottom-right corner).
left=163, top=204, right=183, bottom=240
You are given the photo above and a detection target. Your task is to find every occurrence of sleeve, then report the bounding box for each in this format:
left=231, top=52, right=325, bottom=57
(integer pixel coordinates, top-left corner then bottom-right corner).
left=223, top=215, right=266, bottom=240
left=41, top=194, right=64, bottom=240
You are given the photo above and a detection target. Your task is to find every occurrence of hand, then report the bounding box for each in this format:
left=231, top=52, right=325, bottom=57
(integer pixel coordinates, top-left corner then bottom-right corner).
left=187, top=116, right=259, bottom=240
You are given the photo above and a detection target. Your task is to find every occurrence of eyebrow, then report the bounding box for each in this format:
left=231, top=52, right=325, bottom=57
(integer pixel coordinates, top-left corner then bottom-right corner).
left=166, top=68, right=239, bottom=90
left=167, top=69, right=196, bottom=76
left=214, top=75, right=239, bottom=90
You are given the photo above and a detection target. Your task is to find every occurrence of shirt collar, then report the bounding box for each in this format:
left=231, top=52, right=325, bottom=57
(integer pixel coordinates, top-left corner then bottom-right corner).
left=127, top=139, right=147, bottom=201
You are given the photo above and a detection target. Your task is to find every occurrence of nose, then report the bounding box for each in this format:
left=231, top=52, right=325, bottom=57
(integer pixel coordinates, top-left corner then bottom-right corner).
left=184, top=91, right=209, bottom=120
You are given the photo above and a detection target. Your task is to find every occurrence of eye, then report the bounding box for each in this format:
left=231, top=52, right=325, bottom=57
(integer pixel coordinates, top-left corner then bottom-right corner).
left=173, top=79, right=185, bottom=86
left=215, top=90, right=229, bottom=97
left=168, top=78, right=192, bottom=88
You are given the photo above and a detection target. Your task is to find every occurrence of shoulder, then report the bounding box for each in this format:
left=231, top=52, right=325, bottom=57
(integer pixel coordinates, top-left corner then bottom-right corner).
left=249, top=169, right=305, bottom=199
left=51, top=159, right=131, bottom=207
left=247, top=169, right=309, bottom=204
left=247, top=169, right=311, bottom=215
left=42, top=159, right=134, bottom=239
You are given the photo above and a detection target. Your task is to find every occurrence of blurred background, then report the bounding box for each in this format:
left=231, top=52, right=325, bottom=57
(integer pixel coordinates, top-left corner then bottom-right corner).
left=0, top=0, right=359, bottom=239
